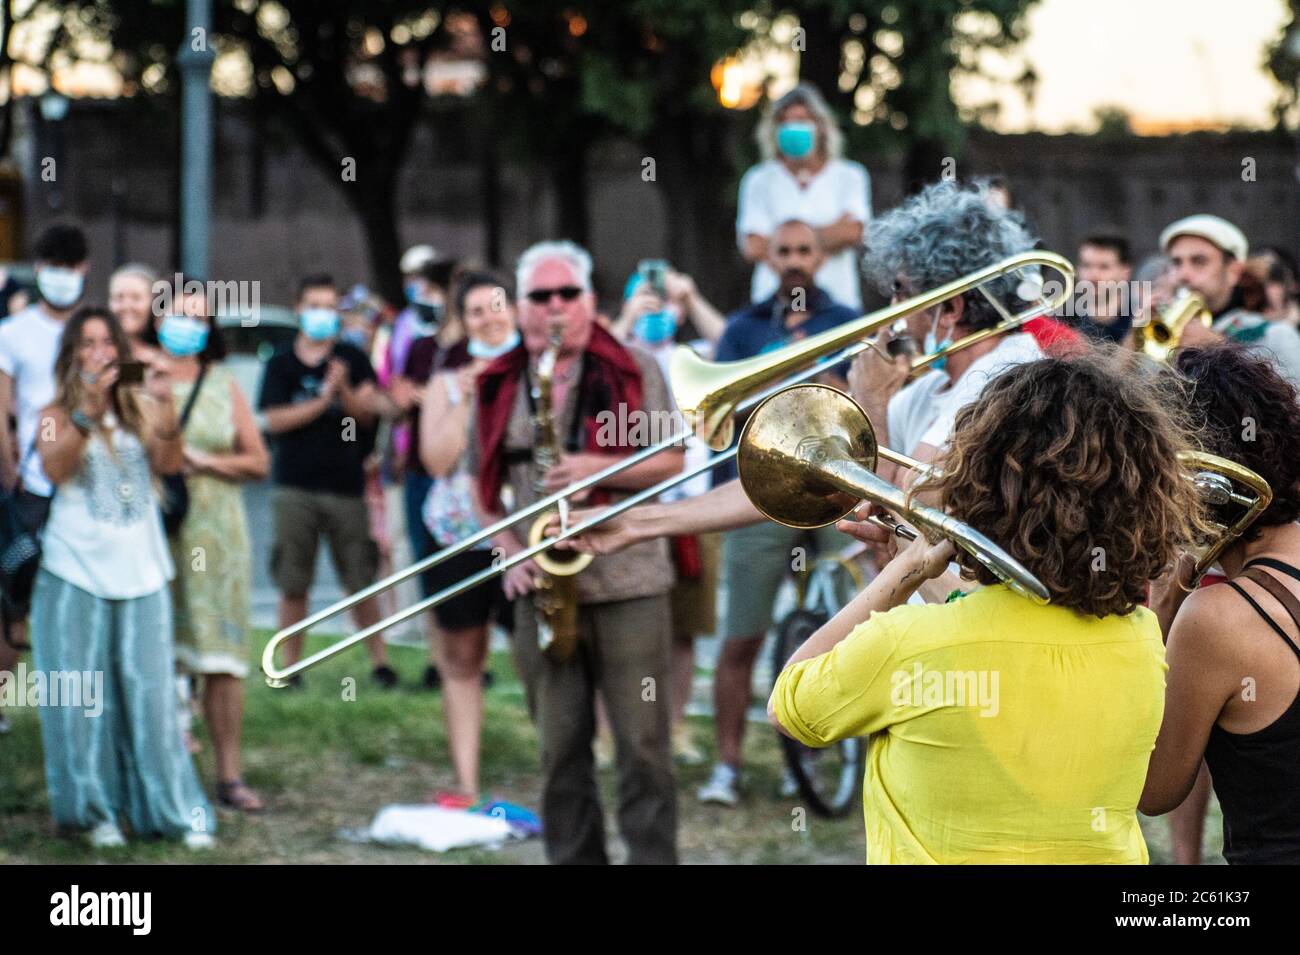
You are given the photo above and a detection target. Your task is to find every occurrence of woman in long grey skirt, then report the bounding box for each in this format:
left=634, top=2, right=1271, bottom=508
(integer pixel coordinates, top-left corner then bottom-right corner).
left=31, top=306, right=213, bottom=849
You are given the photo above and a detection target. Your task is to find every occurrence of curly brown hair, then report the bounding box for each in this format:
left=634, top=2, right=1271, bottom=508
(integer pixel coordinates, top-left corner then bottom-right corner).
left=923, top=346, right=1214, bottom=617
left=1174, top=342, right=1300, bottom=537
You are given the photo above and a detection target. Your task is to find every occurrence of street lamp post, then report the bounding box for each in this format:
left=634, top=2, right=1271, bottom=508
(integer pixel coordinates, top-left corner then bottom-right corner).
left=176, top=0, right=215, bottom=280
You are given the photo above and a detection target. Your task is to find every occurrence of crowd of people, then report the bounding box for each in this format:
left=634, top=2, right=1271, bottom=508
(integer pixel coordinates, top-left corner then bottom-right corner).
left=1, top=79, right=1298, bottom=865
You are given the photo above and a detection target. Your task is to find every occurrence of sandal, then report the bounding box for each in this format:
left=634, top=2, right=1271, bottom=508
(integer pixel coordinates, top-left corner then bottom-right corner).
left=216, top=779, right=264, bottom=813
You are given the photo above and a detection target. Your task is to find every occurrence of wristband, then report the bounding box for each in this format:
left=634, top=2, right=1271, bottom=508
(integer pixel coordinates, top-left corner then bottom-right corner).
left=70, top=409, right=97, bottom=436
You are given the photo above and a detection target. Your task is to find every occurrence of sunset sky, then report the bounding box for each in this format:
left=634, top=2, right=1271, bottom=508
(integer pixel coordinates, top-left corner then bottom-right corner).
left=963, top=0, right=1292, bottom=131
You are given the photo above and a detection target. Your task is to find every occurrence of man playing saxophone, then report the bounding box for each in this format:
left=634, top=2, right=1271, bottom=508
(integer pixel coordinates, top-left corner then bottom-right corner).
left=469, top=240, right=685, bottom=865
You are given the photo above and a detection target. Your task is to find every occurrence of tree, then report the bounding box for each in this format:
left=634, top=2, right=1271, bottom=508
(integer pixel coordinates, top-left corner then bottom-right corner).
left=790, top=0, right=1039, bottom=189
left=58, top=0, right=461, bottom=303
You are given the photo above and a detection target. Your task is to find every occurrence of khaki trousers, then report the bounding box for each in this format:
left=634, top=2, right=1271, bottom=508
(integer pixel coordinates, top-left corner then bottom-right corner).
left=512, top=592, right=677, bottom=865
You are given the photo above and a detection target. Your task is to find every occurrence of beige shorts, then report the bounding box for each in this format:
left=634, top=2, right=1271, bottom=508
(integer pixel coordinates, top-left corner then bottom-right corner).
left=270, top=487, right=380, bottom=597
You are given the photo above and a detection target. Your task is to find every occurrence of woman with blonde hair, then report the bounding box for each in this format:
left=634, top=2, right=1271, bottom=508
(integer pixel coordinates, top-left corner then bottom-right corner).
left=31, top=306, right=213, bottom=849
left=737, top=82, right=870, bottom=309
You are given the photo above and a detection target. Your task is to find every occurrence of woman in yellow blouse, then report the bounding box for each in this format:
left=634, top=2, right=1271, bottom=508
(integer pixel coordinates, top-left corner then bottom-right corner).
left=769, top=350, right=1212, bottom=864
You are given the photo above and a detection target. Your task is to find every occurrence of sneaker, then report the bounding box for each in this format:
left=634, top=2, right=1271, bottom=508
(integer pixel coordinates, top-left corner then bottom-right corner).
left=594, top=730, right=615, bottom=771
left=87, top=822, right=127, bottom=848
left=183, top=831, right=215, bottom=851
left=422, top=665, right=442, bottom=690
left=697, top=763, right=741, bottom=807
left=372, top=665, right=399, bottom=689
left=778, top=767, right=800, bottom=798
left=672, top=723, right=706, bottom=767
left=427, top=790, right=477, bottom=810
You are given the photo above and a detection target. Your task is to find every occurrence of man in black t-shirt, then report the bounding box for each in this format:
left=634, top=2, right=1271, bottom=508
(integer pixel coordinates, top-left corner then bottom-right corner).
left=258, top=274, right=402, bottom=687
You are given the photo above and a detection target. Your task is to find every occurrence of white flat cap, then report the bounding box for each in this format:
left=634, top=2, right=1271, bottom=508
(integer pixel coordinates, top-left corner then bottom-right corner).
left=400, top=244, right=439, bottom=275
left=1159, top=214, right=1248, bottom=261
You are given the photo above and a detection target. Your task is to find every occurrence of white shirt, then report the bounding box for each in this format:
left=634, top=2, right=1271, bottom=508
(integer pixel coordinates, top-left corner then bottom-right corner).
left=40, top=417, right=175, bottom=600
left=736, top=158, right=871, bottom=310
left=0, top=305, right=64, bottom=495
left=887, top=333, right=1044, bottom=456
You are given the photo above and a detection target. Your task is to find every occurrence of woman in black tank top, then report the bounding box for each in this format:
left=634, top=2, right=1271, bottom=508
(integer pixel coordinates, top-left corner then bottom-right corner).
left=1141, top=344, right=1300, bottom=864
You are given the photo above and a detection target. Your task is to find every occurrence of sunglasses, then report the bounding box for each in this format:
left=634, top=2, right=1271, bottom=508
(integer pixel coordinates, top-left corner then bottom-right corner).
left=525, top=285, right=583, bottom=305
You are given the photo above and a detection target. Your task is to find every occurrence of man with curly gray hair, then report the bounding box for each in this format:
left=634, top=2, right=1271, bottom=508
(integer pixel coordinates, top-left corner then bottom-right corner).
left=846, top=180, right=1058, bottom=491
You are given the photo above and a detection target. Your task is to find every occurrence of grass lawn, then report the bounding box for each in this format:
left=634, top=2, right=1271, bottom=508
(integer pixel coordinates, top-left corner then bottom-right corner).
left=0, top=632, right=1223, bottom=865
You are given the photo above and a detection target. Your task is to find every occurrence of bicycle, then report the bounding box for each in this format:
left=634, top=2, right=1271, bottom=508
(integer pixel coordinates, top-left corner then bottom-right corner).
left=769, top=548, right=868, bottom=818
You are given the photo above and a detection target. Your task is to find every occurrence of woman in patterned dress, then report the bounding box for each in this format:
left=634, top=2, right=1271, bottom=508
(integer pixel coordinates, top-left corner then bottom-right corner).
left=151, top=284, right=269, bottom=812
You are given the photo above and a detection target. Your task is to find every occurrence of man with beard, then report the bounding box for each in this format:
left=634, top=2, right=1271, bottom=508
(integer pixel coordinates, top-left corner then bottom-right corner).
left=695, top=218, right=858, bottom=807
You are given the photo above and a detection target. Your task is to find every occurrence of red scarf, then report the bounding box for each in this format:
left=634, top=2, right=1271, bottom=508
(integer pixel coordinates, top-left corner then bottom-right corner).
left=476, top=323, right=644, bottom=513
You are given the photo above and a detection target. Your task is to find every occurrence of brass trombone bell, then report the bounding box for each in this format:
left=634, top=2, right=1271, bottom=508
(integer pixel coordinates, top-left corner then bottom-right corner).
left=736, top=384, right=1051, bottom=604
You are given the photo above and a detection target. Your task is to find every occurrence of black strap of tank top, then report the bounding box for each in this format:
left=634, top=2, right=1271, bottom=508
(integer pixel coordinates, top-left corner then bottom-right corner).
left=1225, top=569, right=1300, bottom=661
left=1243, top=556, right=1300, bottom=583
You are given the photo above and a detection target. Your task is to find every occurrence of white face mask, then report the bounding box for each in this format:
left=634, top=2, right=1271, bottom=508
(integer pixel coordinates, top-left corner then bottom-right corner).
left=36, top=266, right=85, bottom=309
left=467, top=329, right=521, bottom=360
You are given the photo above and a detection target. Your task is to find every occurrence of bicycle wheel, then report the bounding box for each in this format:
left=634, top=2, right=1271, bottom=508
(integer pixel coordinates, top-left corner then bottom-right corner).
left=770, top=607, right=866, bottom=819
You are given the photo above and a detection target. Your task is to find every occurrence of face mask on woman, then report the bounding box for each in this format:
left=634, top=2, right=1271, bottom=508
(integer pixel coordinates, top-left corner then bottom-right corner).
left=299, top=308, right=341, bottom=341
left=157, top=314, right=210, bottom=357
left=36, top=266, right=85, bottom=309
left=776, top=120, right=817, bottom=160
left=467, top=328, right=521, bottom=361
left=634, top=309, right=678, bottom=346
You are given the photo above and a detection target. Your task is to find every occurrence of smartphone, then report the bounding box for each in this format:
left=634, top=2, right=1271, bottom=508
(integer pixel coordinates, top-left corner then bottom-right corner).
left=637, top=259, right=669, bottom=298
left=117, top=361, right=147, bottom=386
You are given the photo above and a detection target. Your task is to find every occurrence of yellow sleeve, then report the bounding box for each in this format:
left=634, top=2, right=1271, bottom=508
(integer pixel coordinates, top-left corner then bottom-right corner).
left=771, top=611, right=905, bottom=747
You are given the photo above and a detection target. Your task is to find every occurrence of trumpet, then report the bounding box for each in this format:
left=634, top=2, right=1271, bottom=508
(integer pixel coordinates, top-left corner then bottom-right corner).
left=673, top=250, right=1076, bottom=450
left=260, top=251, right=1073, bottom=685
left=1133, top=289, right=1212, bottom=363
left=737, top=384, right=1051, bottom=603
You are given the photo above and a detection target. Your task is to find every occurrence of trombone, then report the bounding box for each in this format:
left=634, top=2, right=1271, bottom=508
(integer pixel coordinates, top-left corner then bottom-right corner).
left=737, top=384, right=1051, bottom=603
left=1181, top=450, right=1272, bottom=583
left=261, top=250, right=1073, bottom=685
left=674, top=250, right=1076, bottom=450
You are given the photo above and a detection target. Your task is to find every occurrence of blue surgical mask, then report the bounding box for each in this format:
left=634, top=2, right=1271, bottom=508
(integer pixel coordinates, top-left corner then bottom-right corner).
left=634, top=310, right=678, bottom=345
left=923, top=313, right=952, bottom=372
left=404, top=282, right=423, bottom=304
left=299, top=308, right=341, bottom=341
left=467, top=329, right=521, bottom=361
left=776, top=120, right=817, bottom=160
left=36, top=266, right=85, bottom=309
left=157, top=314, right=210, bottom=357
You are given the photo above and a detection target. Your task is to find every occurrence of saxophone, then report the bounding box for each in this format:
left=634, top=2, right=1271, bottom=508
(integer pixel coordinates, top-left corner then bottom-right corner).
left=526, top=324, right=593, bottom=662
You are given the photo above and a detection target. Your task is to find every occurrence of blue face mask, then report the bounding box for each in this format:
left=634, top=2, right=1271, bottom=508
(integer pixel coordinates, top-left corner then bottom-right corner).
left=634, top=310, right=678, bottom=345
left=467, top=329, right=521, bottom=361
left=300, top=308, right=341, bottom=341
left=776, top=120, right=817, bottom=160
left=404, top=282, right=423, bottom=305
left=157, top=314, right=210, bottom=357
left=340, top=327, right=369, bottom=350
left=923, top=313, right=952, bottom=372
